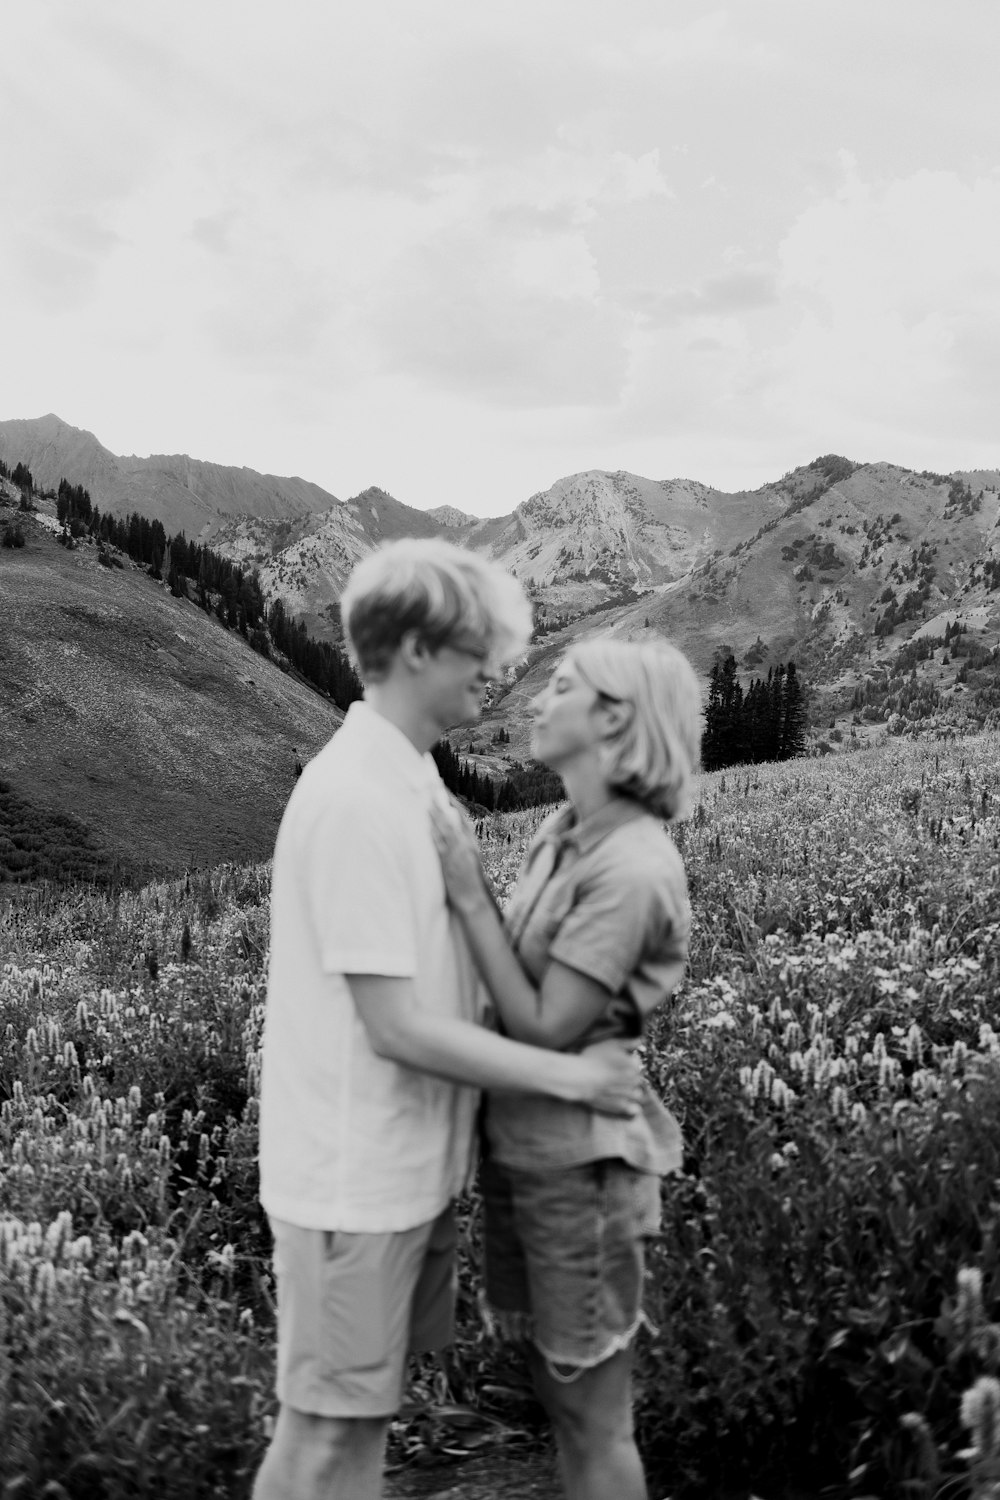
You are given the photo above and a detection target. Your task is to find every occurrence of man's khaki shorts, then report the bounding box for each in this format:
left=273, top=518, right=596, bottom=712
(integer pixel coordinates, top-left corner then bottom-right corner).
left=269, top=1205, right=457, bottom=1418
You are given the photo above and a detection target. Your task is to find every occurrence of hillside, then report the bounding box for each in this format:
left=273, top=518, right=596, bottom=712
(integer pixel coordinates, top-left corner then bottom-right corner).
left=475, top=458, right=1000, bottom=758
left=0, top=414, right=338, bottom=542
left=0, top=489, right=341, bottom=880
left=5, top=414, right=1000, bottom=785
left=197, top=454, right=1000, bottom=751
left=0, top=416, right=785, bottom=627
left=0, top=417, right=468, bottom=636
left=630, top=460, right=1000, bottom=666
left=212, top=485, right=451, bottom=635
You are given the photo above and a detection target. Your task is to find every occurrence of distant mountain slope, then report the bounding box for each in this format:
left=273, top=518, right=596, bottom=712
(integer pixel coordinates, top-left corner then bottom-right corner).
left=6, top=414, right=1000, bottom=778
left=426, top=505, right=478, bottom=528
left=0, top=418, right=466, bottom=623
left=471, top=459, right=1000, bottom=760
left=0, top=414, right=782, bottom=626
left=210, top=485, right=454, bottom=632
left=471, top=470, right=764, bottom=582
left=624, top=460, right=1000, bottom=674
left=0, top=414, right=337, bottom=541
left=0, top=496, right=341, bottom=879
left=210, top=467, right=790, bottom=630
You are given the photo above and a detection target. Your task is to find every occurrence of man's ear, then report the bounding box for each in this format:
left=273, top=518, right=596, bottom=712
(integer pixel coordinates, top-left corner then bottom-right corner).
left=398, top=631, right=429, bottom=672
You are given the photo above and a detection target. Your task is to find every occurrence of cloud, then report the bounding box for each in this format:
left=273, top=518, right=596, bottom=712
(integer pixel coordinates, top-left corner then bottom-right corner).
left=190, top=213, right=238, bottom=256
left=599, top=11, right=782, bottom=73
left=771, top=165, right=1000, bottom=443
left=4, top=0, right=1000, bottom=514
left=626, top=268, right=778, bottom=326
left=372, top=232, right=630, bottom=405
left=424, top=144, right=672, bottom=227
left=6, top=209, right=123, bottom=312
left=349, top=141, right=671, bottom=404
left=583, top=161, right=1000, bottom=486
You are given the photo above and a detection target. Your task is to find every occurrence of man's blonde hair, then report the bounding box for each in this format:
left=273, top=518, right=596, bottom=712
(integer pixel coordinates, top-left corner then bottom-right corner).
left=571, top=638, right=702, bottom=821
left=342, top=538, right=533, bottom=682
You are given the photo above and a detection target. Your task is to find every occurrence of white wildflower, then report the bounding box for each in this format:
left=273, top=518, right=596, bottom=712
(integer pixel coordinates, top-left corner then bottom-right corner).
left=961, top=1376, right=1000, bottom=1459
left=905, top=1023, right=923, bottom=1063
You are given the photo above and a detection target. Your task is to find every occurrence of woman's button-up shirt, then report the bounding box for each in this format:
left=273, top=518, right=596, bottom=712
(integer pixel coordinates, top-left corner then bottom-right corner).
left=485, top=797, right=689, bottom=1176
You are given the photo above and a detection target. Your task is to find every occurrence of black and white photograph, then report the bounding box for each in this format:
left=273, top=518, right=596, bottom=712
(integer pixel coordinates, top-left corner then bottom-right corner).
left=2, top=3, right=1000, bottom=1497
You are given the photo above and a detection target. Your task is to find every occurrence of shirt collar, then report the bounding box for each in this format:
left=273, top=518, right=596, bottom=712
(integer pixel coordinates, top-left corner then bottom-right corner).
left=539, top=795, right=647, bottom=857
left=340, top=700, right=442, bottom=796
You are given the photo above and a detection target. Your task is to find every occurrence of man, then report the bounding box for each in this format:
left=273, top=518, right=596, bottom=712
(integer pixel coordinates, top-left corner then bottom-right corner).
left=253, top=540, right=643, bottom=1500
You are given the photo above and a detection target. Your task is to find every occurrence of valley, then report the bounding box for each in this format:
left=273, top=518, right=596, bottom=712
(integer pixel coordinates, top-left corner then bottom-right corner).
left=4, top=416, right=1000, bottom=873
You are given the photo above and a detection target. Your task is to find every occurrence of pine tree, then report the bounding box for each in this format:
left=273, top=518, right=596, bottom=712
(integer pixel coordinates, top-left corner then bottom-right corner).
left=717, top=656, right=743, bottom=768
left=780, top=662, right=807, bottom=759
left=767, top=663, right=787, bottom=761
left=702, top=660, right=725, bottom=770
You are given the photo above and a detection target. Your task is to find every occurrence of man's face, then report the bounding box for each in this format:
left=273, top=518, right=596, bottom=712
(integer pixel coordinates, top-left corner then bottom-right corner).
left=423, top=641, right=493, bottom=731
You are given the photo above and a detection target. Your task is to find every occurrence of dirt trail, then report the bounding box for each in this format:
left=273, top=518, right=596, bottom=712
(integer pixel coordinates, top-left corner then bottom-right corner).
left=384, top=1444, right=558, bottom=1497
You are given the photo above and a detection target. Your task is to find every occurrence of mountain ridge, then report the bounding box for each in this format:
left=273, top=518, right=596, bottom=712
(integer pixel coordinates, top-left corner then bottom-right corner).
left=5, top=416, right=1000, bottom=770
left=0, top=414, right=336, bottom=542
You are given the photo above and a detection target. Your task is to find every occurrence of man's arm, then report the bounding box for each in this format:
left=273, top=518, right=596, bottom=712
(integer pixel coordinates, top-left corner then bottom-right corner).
left=347, top=975, right=642, bottom=1117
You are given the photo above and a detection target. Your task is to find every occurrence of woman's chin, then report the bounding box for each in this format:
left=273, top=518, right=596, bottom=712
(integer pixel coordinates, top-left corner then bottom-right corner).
left=530, top=734, right=556, bottom=769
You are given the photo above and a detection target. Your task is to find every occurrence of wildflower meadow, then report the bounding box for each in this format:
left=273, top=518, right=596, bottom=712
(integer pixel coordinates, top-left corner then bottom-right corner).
left=3, top=733, right=1000, bottom=1497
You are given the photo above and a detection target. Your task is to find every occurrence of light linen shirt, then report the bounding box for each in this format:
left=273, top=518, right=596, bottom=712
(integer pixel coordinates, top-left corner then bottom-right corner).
left=258, top=701, right=485, bottom=1233
left=486, top=797, right=689, bottom=1176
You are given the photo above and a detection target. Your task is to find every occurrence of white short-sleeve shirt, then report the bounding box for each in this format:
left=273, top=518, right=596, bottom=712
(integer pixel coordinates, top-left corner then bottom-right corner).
left=258, top=701, right=484, bottom=1233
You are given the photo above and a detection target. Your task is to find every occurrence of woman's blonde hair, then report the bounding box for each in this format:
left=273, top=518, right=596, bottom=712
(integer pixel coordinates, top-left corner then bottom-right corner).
left=342, top=538, right=533, bottom=682
left=571, top=638, right=702, bottom=821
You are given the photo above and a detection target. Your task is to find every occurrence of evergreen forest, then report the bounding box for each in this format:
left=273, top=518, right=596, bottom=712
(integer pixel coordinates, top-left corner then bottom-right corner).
left=702, top=656, right=807, bottom=771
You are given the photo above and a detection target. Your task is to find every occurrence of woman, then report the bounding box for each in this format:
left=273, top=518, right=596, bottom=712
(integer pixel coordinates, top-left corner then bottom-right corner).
left=430, top=637, right=702, bottom=1500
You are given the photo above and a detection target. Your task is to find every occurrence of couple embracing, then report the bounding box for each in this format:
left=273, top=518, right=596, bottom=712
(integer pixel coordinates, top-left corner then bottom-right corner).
left=253, top=539, right=702, bottom=1500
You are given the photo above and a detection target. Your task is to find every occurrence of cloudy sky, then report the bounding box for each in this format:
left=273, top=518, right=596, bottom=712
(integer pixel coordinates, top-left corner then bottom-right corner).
left=2, top=1, right=999, bottom=516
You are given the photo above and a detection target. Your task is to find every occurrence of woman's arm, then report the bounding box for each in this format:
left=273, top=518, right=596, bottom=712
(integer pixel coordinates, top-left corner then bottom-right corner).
left=349, top=973, right=637, bottom=1101
left=430, top=802, right=614, bottom=1049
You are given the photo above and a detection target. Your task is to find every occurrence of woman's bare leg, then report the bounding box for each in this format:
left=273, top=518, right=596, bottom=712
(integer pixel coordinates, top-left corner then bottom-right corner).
left=527, top=1344, right=647, bottom=1500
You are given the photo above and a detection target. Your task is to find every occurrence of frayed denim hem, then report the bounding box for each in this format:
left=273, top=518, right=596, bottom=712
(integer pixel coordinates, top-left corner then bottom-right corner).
left=481, top=1297, right=657, bottom=1384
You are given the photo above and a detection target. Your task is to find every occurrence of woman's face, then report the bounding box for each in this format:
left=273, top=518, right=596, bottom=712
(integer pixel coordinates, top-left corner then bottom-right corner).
left=529, top=655, right=609, bottom=768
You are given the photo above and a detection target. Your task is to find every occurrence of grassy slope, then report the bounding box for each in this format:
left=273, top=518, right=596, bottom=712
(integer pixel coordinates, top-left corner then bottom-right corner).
left=0, top=505, right=342, bottom=880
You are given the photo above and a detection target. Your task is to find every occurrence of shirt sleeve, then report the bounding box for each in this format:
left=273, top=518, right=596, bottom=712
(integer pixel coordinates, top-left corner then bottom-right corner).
left=546, top=845, right=690, bottom=1000
left=300, top=793, right=418, bottom=977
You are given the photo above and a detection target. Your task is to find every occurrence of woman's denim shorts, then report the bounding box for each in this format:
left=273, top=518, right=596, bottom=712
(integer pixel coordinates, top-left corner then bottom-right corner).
left=480, top=1153, right=661, bottom=1378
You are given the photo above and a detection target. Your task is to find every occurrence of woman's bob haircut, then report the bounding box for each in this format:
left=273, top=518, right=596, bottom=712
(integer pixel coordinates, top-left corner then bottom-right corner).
left=571, top=638, right=703, bottom=822
left=341, top=538, right=533, bottom=682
